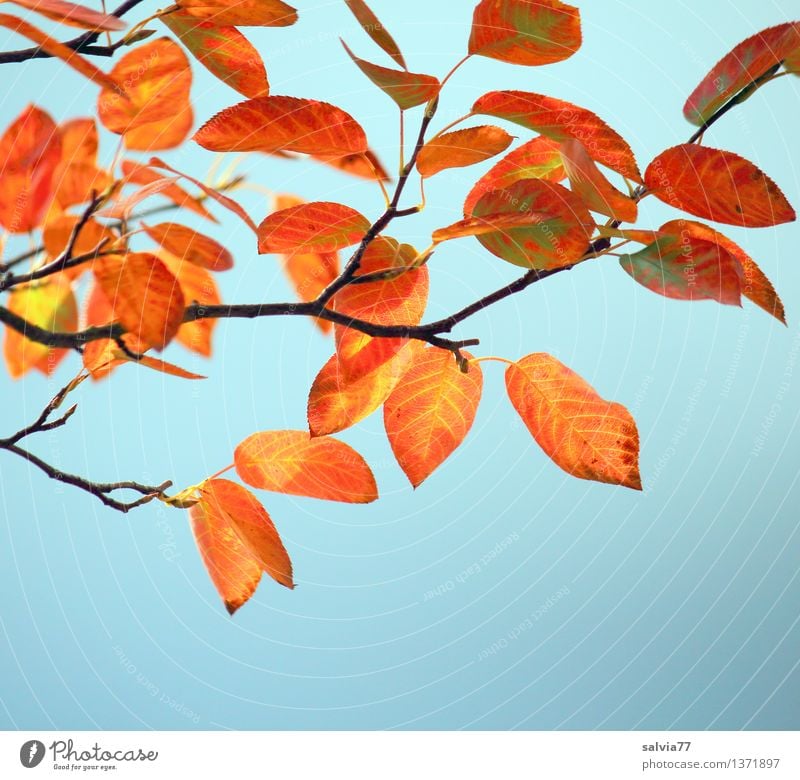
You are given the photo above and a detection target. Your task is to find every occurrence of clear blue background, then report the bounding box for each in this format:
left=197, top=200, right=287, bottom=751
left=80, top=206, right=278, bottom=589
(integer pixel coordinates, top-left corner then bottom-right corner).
left=1, top=0, right=799, bottom=730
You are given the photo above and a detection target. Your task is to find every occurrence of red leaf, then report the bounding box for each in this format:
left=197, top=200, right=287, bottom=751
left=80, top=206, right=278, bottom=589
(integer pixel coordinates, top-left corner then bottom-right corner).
left=0, top=105, right=61, bottom=234
left=341, top=40, right=439, bottom=110
left=644, top=144, right=796, bottom=227
left=142, top=223, right=233, bottom=272
left=162, top=10, right=269, bottom=99
left=472, top=90, right=642, bottom=182
left=384, top=347, right=483, bottom=487
left=618, top=233, right=742, bottom=307
left=660, top=219, right=785, bottom=323
left=258, top=201, right=369, bottom=255
left=344, top=0, right=406, bottom=69
left=177, top=0, right=297, bottom=27
left=464, top=135, right=565, bottom=215
left=234, top=430, right=378, bottom=503
left=684, top=23, right=800, bottom=126
left=506, top=353, right=641, bottom=489
left=416, top=125, right=514, bottom=178
left=194, top=96, right=367, bottom=157
left=469, top=0, right=581, bottom=66
left=189, top=478, right=293, bottom=615
left=93, top=253, right=185, bottom=350
left=559, top=138, right=637, bottom=222
left=98, top=38, right=193, bottom=151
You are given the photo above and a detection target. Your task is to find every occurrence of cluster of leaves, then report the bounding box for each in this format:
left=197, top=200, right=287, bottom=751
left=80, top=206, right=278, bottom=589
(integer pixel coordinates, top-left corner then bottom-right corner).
left=0, top=0, right=797, bottom=615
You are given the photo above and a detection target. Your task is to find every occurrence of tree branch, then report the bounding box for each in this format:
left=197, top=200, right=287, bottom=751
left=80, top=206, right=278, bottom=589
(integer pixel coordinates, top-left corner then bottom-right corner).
left=0, top=0, right=147, bottom=65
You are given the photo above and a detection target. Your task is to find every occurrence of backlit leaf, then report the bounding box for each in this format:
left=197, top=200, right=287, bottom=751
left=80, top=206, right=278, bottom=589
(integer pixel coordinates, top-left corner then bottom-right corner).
left=143, top=223, right=233, bottom=272
left=177, top=0, right=297, bottom=27
left=416, top=125, right=513, bottom=178
left=316, top=149, right=391, bottom=182
left=98, top=38, right=193, bottom=151
left=684, top=23, right=800, bottom=126
left=644, top=144, right=795, bottom=227
left=473, top=90, right=641, bottom=182
left=618, top=233, right=742, bottom=306
left=4, top=278, right=76, bottom=378
left=344, top=0, right=406, bottom=69
left=93, top=253, right=185, bottom=350
left=333, top=237, right=429, bottom=380
left=469, top=0, right=581, bottom=66
left=42, top=214, right=117, bottom=279
left=162, top=10, right=269, bottom=99
left=384, top=347, right=483, bottom=487
left=437, top=178, right=593, bottom=269
left=194, top=96, right=367, bottom=157
left=0, top=104, right=61, bottom=233
left=660, top=219, right=785, bottom=323
left=51, top=117, right=111, bottom=207
left=0, top=13, right=118, bottom=91
left=121, top=160, right=216, bottom=222
left=189, top=478, right=293, bottom=615
left=341, top=40, right=439, bottom=110
left=258, top=201, right=369, bottom=255
left=160, top=254, right=222, bottom=356
left=308, top=344, right=416, bottom=437
left=559, top=138, right=637, bottom=222
left=9, top=0, right=126, bottom=30
left=234, top=430, right=378, bottom=503
left=505, top=353, right=641, bottom=489
left=464, top=135, right=565, bottom=215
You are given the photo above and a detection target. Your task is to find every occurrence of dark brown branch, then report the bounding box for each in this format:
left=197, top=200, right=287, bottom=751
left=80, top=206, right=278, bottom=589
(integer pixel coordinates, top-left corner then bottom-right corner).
left=0, top=0, right=147, bottom=65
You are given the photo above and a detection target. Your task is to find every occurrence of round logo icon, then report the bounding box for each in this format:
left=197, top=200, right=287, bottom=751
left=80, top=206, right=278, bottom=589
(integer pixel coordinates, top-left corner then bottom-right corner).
left=20, top=740, right=45, bottom=769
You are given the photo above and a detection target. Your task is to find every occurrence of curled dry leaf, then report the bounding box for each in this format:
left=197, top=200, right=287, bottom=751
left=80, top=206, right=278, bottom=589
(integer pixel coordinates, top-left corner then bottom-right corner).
left=189, top=478, right=293, bottom=615
left=505, top=353, right=642, bottom=489
left=234, top=430, right=378, bottom=503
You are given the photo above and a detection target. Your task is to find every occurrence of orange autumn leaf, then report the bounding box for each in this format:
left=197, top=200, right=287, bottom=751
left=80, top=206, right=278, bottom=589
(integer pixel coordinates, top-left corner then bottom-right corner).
left=505, top=353, right=641, bottom=489
left=316, top=149, right=391, bottom=182
left=472, top=90, right=642, bottom=182
left=384, top=347, right=483, bottom=488
left=416, top=125, right=513, bottom=178
left=9, top=0, right=126, bottom=30
left=176, top=0, right=297, bottom=27
left=160, top=254, right=222, bottom=357
left=559, top=138, right=637, bottom=222
left=684, top=22, right=800, bottom=126
left=162, top=10, right=269, bottom=99
left=439, top=178, right=593, bottom=269
left=645, top=145, right=796, bottom=228
left=258, top=201, right=369, bottom=255
left=98, top=38, right=193, bottom=151
left=463, top=135, right=566, bottom=215
left=0, top=13, right=118, bottom=91
left=344, top=0, right=405, bottom=69
left=341, top=40, right=439, bottom=110
left=4, top=278, right=77, bottom=378
left=194, top=96, right=367, bottom=158
left=42, top=214, right=117, bottom=279
left=333, top=237, right=429, bottom=380
left=121, top=159, right=216, bottom=222
left=142, top=223, right=234, bottom=272
left=234, top=430, right=378, bottom=503
left=618, top=233, right=743, bottom=307
left=307, top=343, right=416, bottom=437
left=93, top=253, right=185, bottom=350
left=189, top=478, right=293, bottom=615
left=660, top=219, right=785, bottom=324
left=51, top=117, right=111, bottom=207
left=0, top=104, right=61, bottom=234
left=469, top=0, right=581, bottom=66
